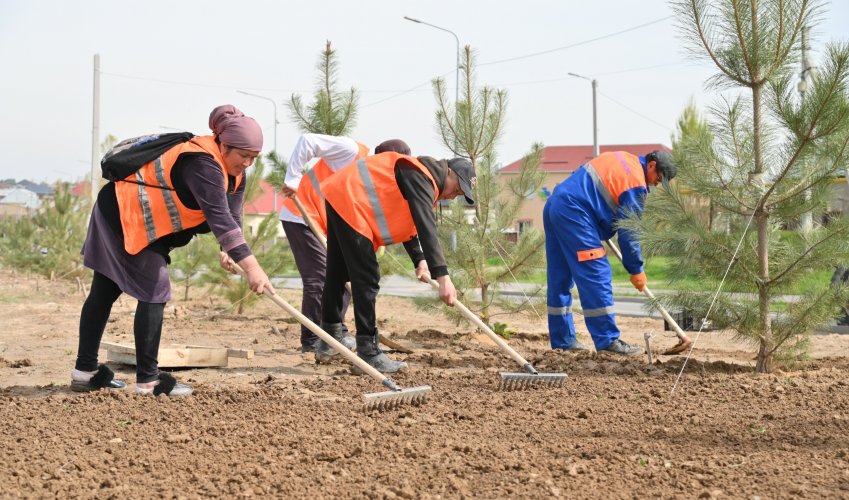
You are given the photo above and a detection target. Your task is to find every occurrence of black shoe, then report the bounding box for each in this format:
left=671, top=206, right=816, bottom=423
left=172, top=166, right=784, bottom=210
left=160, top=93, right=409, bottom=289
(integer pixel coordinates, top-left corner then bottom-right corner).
left=601, top=339, right=643, bottom=356
left=300, top=343, right=318, bottom=353
left=352, top=334, right=407, bottom=374
left=315, top=323, right=355, bottom=363
left=70, top=365, right=127, bottom=392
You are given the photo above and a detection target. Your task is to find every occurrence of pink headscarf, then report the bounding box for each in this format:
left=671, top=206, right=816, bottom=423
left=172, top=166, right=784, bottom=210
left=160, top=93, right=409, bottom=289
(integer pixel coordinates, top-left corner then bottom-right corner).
left=208, top=104, right=263, bottom=152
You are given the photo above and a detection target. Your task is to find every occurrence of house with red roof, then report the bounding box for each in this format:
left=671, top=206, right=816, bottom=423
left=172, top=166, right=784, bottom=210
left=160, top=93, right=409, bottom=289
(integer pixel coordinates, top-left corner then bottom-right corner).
left=243, top=179, right=286, bottom=239
left=498, top=144, right=670, bottom=234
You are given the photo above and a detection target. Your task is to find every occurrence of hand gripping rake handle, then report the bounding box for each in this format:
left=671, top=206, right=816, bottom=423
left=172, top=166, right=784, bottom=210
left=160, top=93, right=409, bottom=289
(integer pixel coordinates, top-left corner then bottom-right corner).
left=226, top=256, right=402, bottom=391
left=428, top=279, right=538, bottom=375
left=604, top=240, right=691, bottom=343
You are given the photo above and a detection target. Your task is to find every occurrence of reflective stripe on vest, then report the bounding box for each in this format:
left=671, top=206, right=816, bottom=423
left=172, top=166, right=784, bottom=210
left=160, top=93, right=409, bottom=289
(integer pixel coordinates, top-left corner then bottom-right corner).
left=116, top=135, right=241, bottom=255
left=306, top=169, right=324, bottom=201
left=154, top=156, right=183, bottom=234
left=356, top=159, right=395, bottom=245
left=135, top=169, right=157, bottom=244
left=584, top=162, right=618, bottom=213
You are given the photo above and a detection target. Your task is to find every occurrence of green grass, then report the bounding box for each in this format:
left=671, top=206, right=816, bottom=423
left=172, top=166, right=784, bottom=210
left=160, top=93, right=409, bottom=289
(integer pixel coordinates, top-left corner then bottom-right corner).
left=518, top=255, right=834, bottom=296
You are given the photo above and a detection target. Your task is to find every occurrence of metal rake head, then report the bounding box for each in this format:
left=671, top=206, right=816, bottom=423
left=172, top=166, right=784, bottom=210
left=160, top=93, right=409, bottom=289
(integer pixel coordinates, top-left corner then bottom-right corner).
left=363, top=385, right=432, bottom=411
left=499, top=372, right=568, bottom=391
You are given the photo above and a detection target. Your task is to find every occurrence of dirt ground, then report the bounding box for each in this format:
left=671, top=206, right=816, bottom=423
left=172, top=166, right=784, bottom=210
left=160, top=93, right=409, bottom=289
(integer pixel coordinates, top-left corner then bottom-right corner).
left=2, top=267, right=849, bottom=498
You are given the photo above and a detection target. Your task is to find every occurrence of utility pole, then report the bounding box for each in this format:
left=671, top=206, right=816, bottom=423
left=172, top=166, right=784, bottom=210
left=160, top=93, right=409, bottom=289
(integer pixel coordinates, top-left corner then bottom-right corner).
left=591, top=78, right=599, bottom=157
left=569, top=73, right=599, bottom=157
left=798, top=26, right=817, bottom=232
left=89, top=54, right=101, bottom=206
left=237, top=90, right=279, bottom=213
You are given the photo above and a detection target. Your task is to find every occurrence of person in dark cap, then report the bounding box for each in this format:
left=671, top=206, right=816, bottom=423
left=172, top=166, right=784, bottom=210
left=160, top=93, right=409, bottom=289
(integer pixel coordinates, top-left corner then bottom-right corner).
left=278, top=134, right=411, bottom=353
left=71, top=104, right=275, bottom=397
left=544, top=149, right=676, bottom=356
left=315, top=152, right=476, bottom=372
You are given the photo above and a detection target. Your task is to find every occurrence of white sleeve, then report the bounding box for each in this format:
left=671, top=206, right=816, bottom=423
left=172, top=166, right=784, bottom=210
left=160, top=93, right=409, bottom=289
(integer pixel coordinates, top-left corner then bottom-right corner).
left=283, top=133, right=360, bottom=189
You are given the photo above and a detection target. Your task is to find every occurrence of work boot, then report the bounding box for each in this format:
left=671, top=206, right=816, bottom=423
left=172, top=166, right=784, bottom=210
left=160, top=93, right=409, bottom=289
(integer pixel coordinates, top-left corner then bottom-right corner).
left=352, top=334, right=407, bottom=374
left=315, top=322, right=355, bottom=363
left=600, top=339, right=643, bottom=356
left=566, top=339, right=592, bottom=352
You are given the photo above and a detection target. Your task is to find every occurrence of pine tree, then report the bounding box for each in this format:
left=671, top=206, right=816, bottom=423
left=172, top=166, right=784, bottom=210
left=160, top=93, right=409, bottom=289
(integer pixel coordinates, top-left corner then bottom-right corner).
left=287, top=40, right=358, bottom=136
left=201, top=155, right=292, bottom=314
left=0, top=183, right=88, bottom=279
left=168, top=235, right=218, bottom=301
left=631, top=0, right=849, bottom=372
left=430, top=46, right=546, bottom=323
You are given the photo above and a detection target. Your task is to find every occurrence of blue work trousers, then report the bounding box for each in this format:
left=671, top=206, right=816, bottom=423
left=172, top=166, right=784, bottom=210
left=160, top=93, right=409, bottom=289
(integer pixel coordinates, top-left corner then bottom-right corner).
left=543, top=198, right=620, bottom=350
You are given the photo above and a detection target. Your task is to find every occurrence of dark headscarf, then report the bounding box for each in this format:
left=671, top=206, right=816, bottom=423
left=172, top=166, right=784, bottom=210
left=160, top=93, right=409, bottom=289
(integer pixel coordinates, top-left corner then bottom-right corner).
left=208, top=104, right=263, bottom=152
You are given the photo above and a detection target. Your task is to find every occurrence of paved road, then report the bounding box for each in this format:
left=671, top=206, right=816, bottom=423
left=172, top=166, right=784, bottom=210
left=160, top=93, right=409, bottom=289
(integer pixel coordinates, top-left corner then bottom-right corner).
left=272, top=274, right=848, bottom=334
left=272, top=274, right=662, bottom=319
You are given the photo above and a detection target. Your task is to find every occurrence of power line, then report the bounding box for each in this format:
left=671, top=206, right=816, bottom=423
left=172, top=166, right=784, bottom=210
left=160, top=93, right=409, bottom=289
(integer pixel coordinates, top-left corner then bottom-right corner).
left=361, top=69, right=454, bottom=108
left=103, top=72, right=433, bottom=95
left=598, top=90, right=672, bottom=131
left=478, top=16, right=672, bottom=67
left=491, top=62, right=682, bottom=87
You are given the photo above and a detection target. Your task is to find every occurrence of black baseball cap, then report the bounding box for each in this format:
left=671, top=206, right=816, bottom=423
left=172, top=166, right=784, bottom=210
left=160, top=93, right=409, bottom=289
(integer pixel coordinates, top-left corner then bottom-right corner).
left=647, top=150, right=677, bottom=189
left=447, top=157, right=476, bottom=205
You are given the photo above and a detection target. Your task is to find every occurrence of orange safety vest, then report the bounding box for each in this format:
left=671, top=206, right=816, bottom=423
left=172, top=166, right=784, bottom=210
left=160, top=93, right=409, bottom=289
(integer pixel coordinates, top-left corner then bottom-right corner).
left=114, top=135, right=243, bottom=255
left=321, top=152, right=439, bottom=249
left=281, top=142, right=369, bottom=235
left=583, top=151, right=647, bottom=212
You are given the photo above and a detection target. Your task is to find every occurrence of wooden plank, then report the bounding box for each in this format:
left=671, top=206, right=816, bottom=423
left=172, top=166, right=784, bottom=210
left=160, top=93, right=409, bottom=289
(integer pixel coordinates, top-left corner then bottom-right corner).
left=102, top=343, right=229, bottom=368
left=186, top=345, right=255, bottom=360
left=226, top=348, right=254, bottom=360
left=158, top=346, right=228, bottom=367
left=105, top=351, right=138, bottom=366
left=101, top=342, right=136, bottom=355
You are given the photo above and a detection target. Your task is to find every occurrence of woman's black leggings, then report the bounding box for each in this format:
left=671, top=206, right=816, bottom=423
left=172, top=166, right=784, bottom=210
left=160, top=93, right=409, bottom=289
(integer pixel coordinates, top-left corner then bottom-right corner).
left=75, top=271, right=165, bottom=383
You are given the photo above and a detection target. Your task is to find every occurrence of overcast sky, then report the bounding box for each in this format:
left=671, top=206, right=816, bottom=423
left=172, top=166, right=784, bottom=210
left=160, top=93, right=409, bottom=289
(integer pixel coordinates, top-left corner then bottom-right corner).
left=1, top=0, right=847, bottom=183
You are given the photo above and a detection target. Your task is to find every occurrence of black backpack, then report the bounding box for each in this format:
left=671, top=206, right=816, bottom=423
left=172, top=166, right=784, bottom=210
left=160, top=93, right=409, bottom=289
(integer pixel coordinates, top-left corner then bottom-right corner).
left=101, top=132, right=195, bottom=182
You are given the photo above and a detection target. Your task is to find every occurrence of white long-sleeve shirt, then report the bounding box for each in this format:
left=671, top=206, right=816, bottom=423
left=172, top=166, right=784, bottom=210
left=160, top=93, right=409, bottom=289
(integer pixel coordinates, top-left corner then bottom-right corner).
left=278, top=133, right=361, bottom=225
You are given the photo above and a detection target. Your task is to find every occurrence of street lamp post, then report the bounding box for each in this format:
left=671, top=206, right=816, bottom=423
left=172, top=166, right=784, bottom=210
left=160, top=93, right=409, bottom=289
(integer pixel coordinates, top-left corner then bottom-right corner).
left=237, top=90, right=279, bottom=213
left=797, top=26, right=817, bottom=232
left=404, top=16, right=460, bottom=109
left=568, top=72, right=599, bottom=157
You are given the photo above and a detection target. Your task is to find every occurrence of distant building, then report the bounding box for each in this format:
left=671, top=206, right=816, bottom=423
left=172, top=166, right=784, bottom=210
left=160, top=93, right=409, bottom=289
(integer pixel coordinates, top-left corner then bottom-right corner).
left=242, top=179, right=286, bottom=239
left=498, top=144, right=669, bottom=235
left=0, top=187, right=41, bottom=218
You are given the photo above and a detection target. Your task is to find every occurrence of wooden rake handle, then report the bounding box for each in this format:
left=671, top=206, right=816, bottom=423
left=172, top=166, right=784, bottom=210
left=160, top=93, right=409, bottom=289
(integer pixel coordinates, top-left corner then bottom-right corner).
left=225, top=255, right=390, bottom=384
left=426, top=279, right=533, bottom=371
left=288, top=196, right=409, bottom=353
left=292, top=196, right=327, bottom=247
left=603, top=240, right=691, bottom=342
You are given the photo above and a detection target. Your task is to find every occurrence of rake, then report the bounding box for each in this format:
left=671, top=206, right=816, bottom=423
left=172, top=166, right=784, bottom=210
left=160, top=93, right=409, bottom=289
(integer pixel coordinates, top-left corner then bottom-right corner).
left=292, top=196, right=414, bottom=354
left=226, top=256, right=430, bottom=410
left=604, top=240, right=693, bottom=355
left=426, top=279, right=567, bottom=390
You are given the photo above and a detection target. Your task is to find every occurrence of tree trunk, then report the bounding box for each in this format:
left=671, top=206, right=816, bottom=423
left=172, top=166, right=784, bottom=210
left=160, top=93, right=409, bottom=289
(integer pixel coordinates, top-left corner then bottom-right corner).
left=184, top=280, right=190, bottom=302
left=756, top=213, right=774, bottom=373
left=752, top=77, right=773, bottom=373
left=480, top=282, right=489, bottom=325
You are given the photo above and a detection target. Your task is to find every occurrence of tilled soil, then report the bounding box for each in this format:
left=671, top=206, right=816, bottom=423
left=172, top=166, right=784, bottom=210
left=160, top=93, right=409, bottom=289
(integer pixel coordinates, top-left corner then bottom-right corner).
left=2, top=268, right=849, bottom=498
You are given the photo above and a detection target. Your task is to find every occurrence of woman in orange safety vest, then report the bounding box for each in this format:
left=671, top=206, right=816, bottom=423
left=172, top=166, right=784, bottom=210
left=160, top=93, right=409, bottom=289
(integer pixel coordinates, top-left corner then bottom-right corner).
left=71, top=105, right=273, bottom=397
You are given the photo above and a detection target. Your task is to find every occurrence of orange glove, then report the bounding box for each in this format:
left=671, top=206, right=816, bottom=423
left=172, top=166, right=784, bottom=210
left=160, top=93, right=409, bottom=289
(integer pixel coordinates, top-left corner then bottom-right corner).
left=630, top=272, right=647, bottom=291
